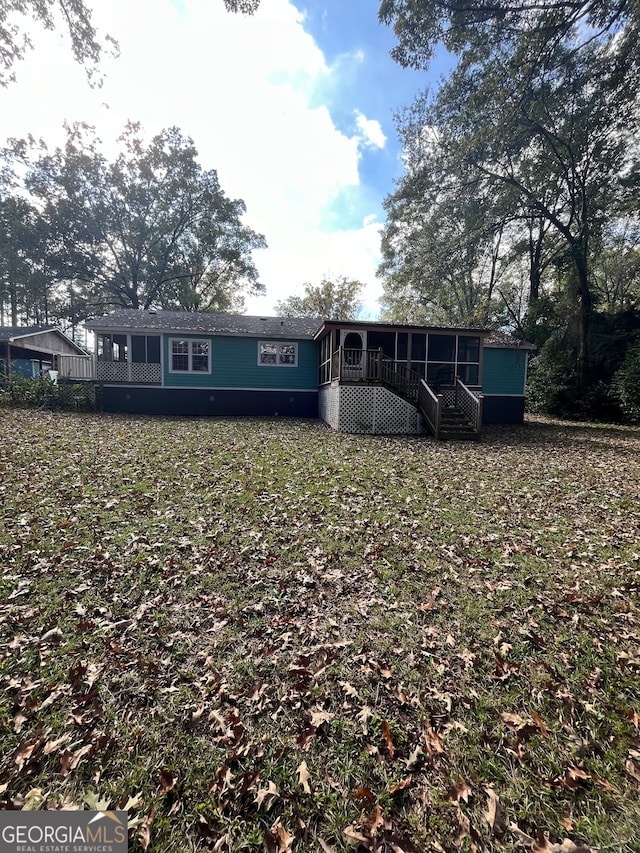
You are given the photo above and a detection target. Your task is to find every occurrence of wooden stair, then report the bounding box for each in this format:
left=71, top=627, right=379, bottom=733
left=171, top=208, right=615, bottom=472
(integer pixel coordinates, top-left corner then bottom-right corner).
left=438, top=404, right=480, bottom=441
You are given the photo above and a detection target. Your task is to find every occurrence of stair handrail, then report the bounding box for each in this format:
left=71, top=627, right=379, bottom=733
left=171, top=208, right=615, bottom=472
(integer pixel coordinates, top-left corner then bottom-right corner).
left=455, top=376, right=483, bottom=434
left=419, top=379, right=442, bottom=440
left=375, top=351, right=421, bottom=402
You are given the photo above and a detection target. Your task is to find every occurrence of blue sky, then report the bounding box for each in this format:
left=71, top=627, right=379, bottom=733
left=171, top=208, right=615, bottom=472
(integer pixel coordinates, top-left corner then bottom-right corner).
left=0, top=0, right=448, bottom=318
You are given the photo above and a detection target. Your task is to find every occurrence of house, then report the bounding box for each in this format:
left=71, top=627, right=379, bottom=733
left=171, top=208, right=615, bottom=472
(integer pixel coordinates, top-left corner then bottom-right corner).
left=0, top=325, right=90, bottom=379
left=82, top=310, right=320, bottom=418
left=76, top=309, right=533, bottom=438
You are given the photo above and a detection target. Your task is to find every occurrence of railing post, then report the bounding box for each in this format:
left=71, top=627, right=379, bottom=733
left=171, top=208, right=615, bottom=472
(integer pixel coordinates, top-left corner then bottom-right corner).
left=436, top=393, right=443, bottom=441
left=476, top=394, right=484, bottom=433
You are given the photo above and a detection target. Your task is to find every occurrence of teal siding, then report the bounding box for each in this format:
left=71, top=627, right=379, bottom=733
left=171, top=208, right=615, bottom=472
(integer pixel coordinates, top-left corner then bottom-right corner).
left=482, top=347, right=528, bottom=395
left=163, top=334, right=317, bottom=389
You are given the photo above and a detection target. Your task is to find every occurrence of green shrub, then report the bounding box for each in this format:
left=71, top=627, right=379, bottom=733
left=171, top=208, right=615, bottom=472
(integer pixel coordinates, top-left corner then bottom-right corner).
left=0, top=376, right=96, bottom=411
left=613, top=339, right=640, bottom=423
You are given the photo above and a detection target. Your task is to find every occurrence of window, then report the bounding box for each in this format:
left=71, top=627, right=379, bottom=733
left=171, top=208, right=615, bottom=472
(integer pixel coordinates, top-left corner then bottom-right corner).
left=258, top=341, right=298, bottom=367
left=169, top=339, right=210, bottom=373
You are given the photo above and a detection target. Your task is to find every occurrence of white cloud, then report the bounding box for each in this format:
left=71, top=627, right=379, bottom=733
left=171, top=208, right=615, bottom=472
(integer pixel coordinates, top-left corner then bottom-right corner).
left=354, top=110, right=387, bottom=149
left=0, top=0, right=384, bottom=317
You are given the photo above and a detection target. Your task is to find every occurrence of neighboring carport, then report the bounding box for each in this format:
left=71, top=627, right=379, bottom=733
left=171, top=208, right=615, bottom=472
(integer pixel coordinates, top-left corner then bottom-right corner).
left=0, top=326, right=87, bottom=379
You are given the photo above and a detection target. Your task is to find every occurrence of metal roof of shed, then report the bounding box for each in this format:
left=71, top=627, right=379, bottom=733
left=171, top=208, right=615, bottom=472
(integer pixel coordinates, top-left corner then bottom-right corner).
left=0, top=325, right=86, bottom=354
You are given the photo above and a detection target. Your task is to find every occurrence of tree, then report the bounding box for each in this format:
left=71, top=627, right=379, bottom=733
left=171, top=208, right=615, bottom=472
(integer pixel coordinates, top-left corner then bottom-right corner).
left=379, top=1, right=640, bottom=391
left=221, top=0, right=260, bottom=12
left=379, top=117, right=521, bottom=327
left=378, top=0, right=639, bottom=73
left=274, top=276, right=363, bottom=320
left=20, top=123, right=266, bottom=319
left=0, top=0, right=117, bottom=86
left=592, top=219, right=640, bottom=313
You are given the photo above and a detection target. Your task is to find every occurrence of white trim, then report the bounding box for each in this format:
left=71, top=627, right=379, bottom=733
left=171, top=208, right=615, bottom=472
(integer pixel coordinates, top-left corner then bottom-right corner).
left=481, top=393, right=526, bottom=397
left=101, top=384, right=317, bottom=392
left=257, top=340, right=299, bottom=367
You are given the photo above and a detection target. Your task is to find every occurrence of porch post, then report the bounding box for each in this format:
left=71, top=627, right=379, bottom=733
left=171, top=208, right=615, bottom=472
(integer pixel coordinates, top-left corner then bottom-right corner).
left=6, top=342, right=11, bottom=378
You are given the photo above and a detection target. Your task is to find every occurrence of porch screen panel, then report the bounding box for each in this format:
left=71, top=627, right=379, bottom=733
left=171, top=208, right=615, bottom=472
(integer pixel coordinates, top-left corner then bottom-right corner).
left=457, top=336, right=480, bottom=385
left=410, top=333, right=426, bottom=377
left=132, top=335, right=161, bottom=364
left=397, top=333, right=408, bottom=361
left=428, top=334, right=455, bottom=361
left=97, top=334, right=112, bottom=362
left=367, top=331, right=396, bottom=358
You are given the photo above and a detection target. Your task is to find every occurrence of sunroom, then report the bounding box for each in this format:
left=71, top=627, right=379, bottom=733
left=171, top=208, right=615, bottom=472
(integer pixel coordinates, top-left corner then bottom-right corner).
left=316, top=321, right=488, bottom=437
left=95, top=332, right=162, bottom=383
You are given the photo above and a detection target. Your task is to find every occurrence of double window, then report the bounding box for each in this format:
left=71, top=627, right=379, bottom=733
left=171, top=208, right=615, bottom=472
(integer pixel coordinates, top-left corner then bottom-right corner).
left=169, top=339, right=210, bottom=373
left=258, top=341, right=298, bottom=367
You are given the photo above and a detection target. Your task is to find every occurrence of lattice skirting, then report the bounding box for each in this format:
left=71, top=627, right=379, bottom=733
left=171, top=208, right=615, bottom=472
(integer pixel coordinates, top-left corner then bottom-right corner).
left=319, top=384, right=424, bottom=435
left=319, top=386, right=340, bottom=430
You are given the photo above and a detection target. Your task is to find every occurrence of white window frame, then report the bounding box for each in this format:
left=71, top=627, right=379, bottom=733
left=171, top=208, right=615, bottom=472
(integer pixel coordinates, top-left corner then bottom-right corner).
left=169, top=338, right=211, bottom=374
left=258, top=341, right=298, bottom=367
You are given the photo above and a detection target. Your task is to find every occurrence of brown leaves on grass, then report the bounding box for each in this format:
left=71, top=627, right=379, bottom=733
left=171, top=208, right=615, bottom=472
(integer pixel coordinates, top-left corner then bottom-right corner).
left=1, top=411, right=639, bottom=851
left=380, top=719, right=395, bottom=758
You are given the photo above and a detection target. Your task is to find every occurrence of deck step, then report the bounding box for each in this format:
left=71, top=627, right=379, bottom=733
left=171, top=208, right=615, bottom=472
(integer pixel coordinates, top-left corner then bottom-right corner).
left=438, top=405, right=479, bottom=441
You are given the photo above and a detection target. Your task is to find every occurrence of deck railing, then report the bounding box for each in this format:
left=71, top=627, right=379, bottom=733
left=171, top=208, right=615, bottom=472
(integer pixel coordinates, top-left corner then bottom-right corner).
left=57, top=354, right=94, bottom=380
left=333, top=348, right=422, bottom=402
left=419, top=379, right=442, bottom=440
left=453, top=377, right=483, bottom=433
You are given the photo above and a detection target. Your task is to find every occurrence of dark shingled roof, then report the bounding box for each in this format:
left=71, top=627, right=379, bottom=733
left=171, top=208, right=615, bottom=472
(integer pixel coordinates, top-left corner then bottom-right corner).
left=484, top=330, right=536, bottom=350
left=85, top=310, right=322, bottom=339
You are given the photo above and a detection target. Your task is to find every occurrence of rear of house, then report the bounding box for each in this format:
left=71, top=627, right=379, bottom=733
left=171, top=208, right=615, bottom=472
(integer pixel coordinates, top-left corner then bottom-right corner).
left=84, top=310, right=320, bottom=418
left=78, top=310, right=533, bottom=437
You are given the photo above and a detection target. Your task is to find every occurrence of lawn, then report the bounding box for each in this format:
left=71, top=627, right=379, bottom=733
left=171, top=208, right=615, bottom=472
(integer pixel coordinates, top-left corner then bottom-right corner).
left=0, top=409, right=639, bottom=852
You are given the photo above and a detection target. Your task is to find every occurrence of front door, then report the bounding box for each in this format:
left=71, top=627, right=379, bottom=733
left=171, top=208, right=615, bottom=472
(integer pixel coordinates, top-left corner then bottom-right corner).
left=341, top=329, right=367, bottom=380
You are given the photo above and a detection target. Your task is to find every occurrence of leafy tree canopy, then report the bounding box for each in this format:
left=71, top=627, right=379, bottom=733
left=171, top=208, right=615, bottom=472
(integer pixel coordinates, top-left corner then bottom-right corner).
left=0, top=0, right=117, bottom=86
left=274, top=276, right=363, bottom=321
left=2, top=122, right=266, bottom=324
left=378, top=0, right=639, bottom=72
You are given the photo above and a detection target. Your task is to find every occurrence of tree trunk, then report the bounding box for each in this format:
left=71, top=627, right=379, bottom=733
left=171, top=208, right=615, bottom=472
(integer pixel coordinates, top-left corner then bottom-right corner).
left=573, top=247, right=592, bottom=395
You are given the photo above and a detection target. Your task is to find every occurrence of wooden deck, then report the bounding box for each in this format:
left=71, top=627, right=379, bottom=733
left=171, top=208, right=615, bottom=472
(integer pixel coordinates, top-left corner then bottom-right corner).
left=325, top=347, right=483, bottom=440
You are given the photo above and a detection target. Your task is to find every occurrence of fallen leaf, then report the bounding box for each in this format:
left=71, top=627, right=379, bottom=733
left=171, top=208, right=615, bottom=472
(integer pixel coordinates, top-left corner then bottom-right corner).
left=449, top=777, right=472, bottom=804
left=343, top=824, right=370, bottom=847
left=531, top=710, right=550, bottom=739
left=255, top=780, right=279, bottom=811
left=357, top=705, right=373, bottom=735
left=424, top=723, right=445, bottom=756
left=138, top=808, right=155, bottom=851
left=381, top=720, right=395, bottom=758
left=625, top=758, right=640, bottom=783
left=483, top=787, right=498, bottom=831
left=159, top=769, right=176, bottom=792
left=387, top=776, right=412, bottom=795
left=13, top=712, right=27, bottom=734
left=501, top=711, right=527, bottom=731
left=363, top=804, right=384, bottom=837
left=352, top=787, right=375, bottom=805
left=297, top=760, right=311, bottom=794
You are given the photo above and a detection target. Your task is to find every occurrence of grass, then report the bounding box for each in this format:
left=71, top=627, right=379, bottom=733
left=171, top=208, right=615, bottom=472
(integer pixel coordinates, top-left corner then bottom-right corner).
left=0, top=409, right=639, bottom=852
